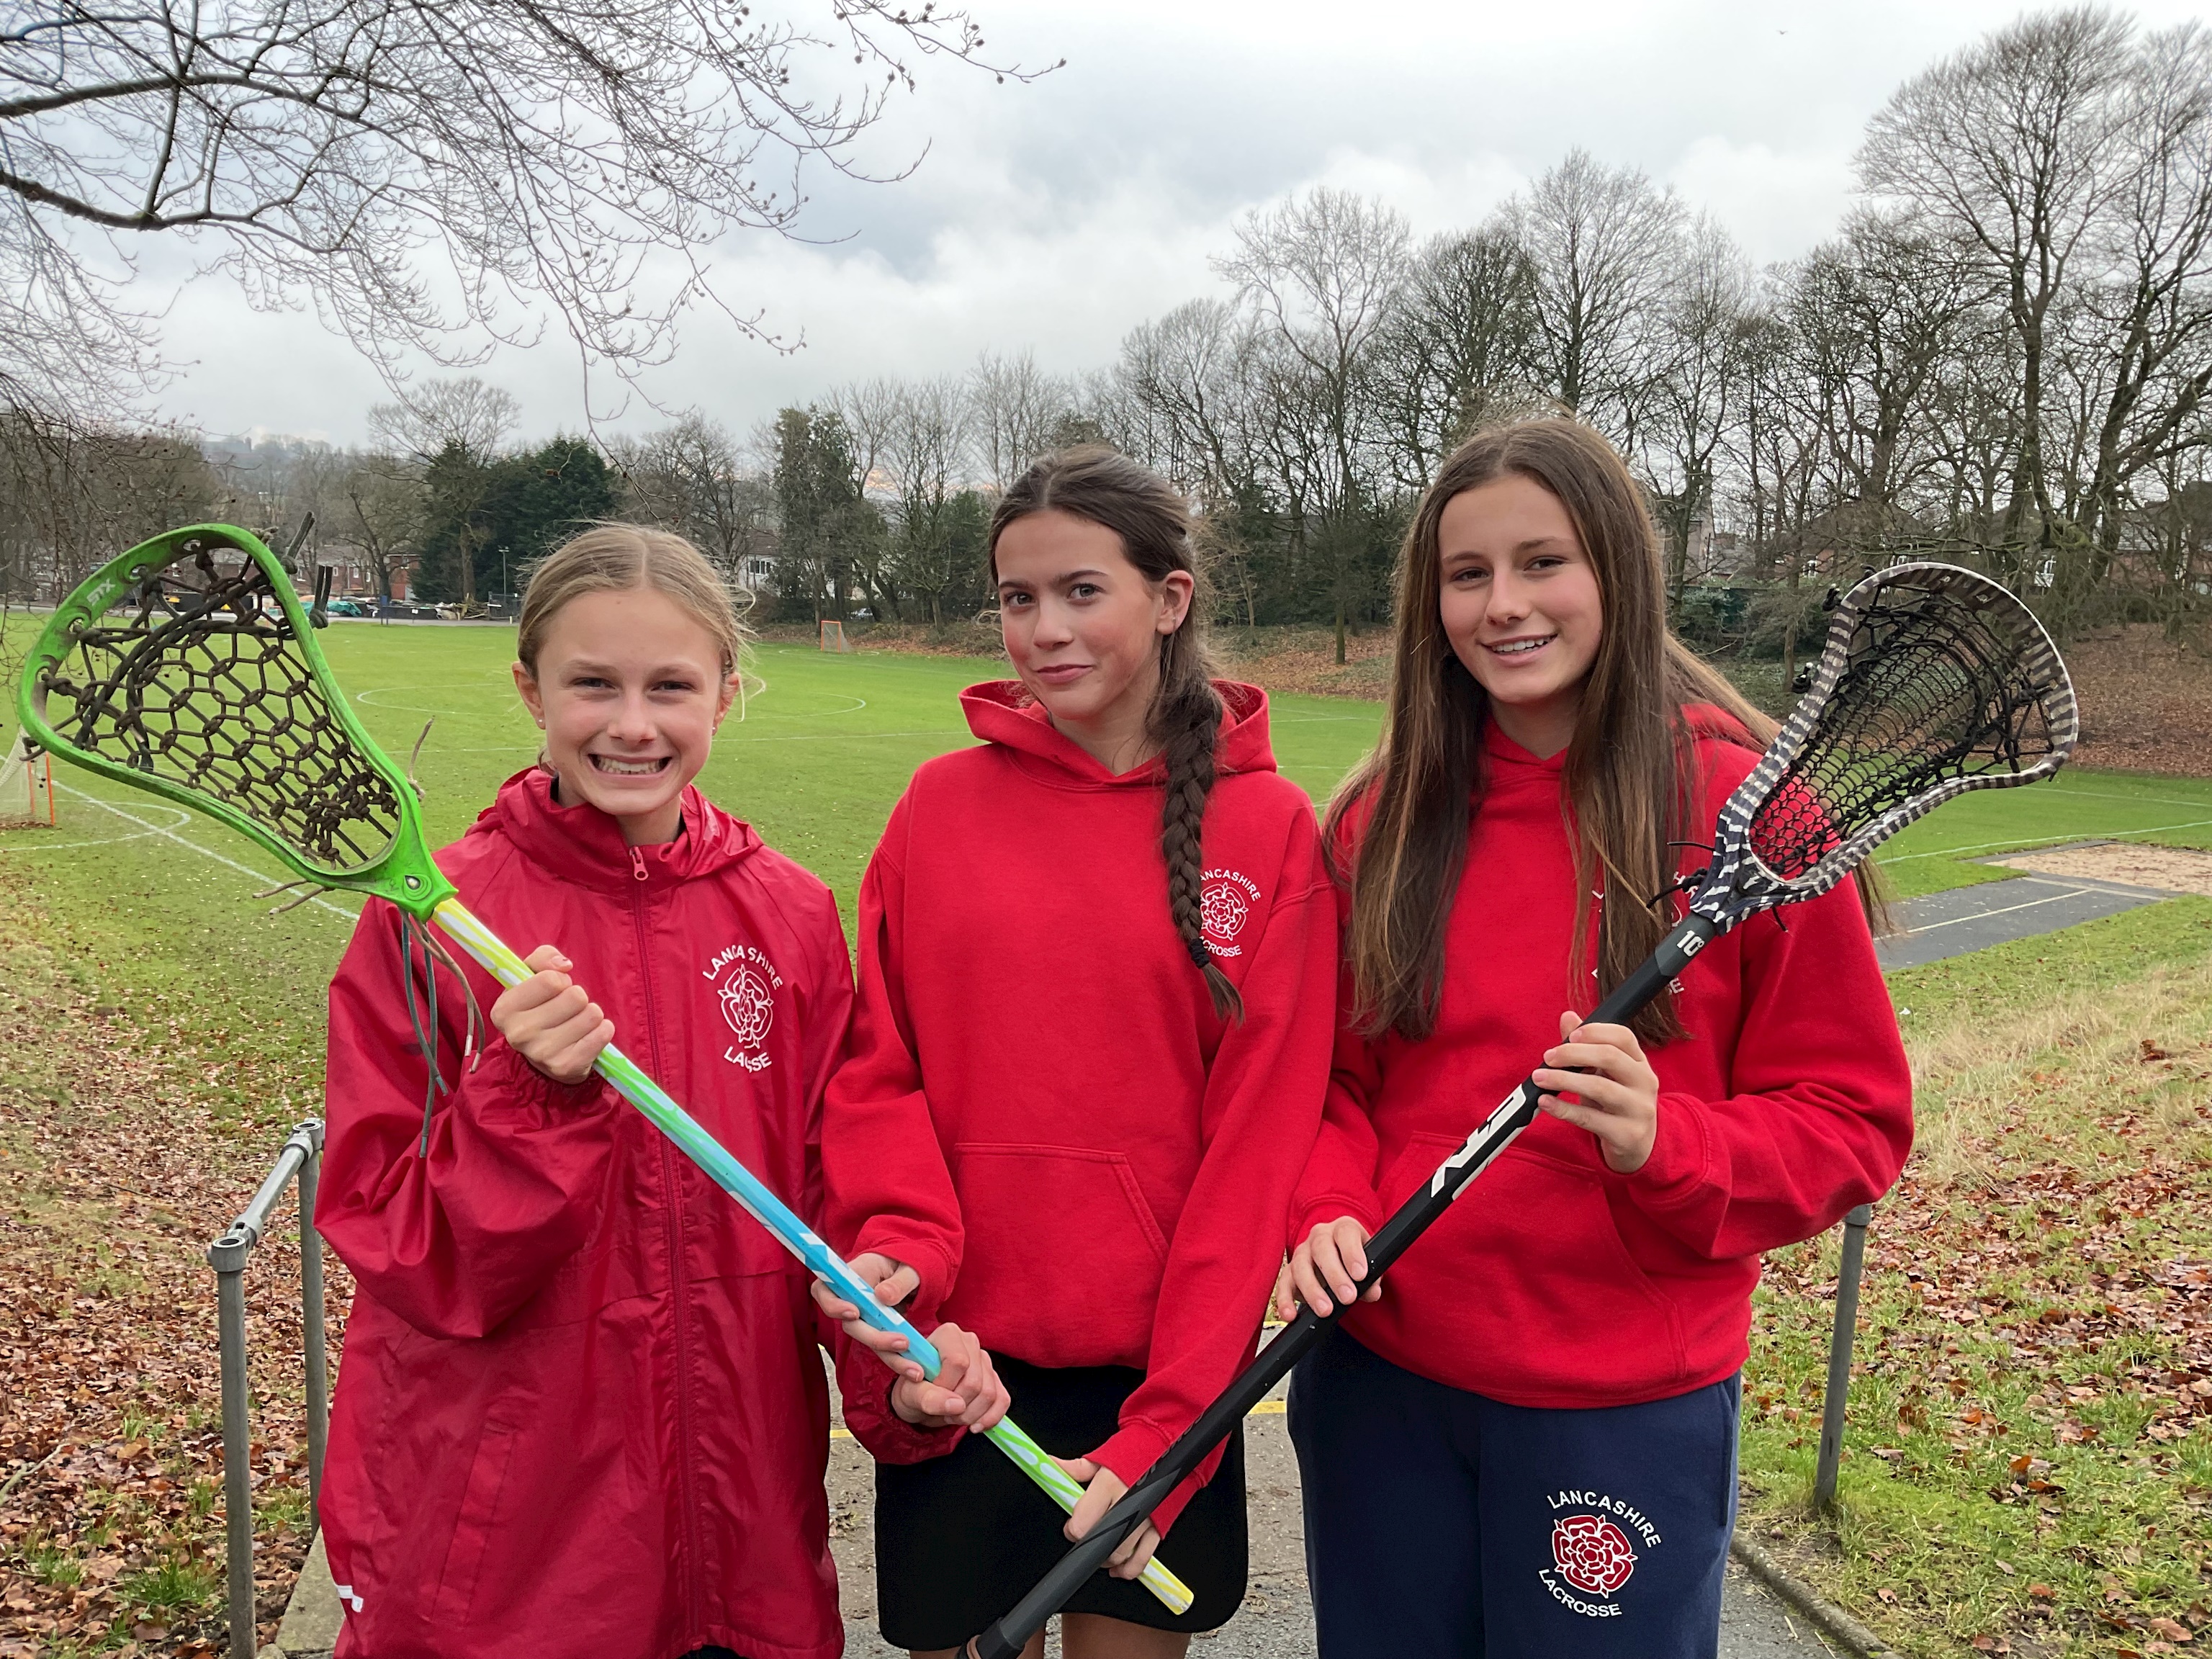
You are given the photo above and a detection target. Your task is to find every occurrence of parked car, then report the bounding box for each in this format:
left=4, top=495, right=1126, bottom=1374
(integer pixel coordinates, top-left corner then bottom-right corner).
left=325, top=597, right=367, bottom=618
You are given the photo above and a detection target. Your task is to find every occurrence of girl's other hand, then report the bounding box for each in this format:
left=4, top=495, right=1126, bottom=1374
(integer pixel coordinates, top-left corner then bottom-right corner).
left=1055, top=1458, right=1164, bottom=1581
left=1272, top=1217, right=1381, bottom=1320
left=888, top=1323, right=1010, bottom=1430
left=1535, top=1010, right=1660, bottom=1173
left=490, top=944, right=615, bottom=1084
left=811, top=1252, right=925, bottom=1377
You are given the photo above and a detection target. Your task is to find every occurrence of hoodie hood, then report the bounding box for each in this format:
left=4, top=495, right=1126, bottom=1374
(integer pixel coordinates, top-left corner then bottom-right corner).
left=958, top=678, right=1278, bottom=786
left=464, top=765, right=762, bottom=893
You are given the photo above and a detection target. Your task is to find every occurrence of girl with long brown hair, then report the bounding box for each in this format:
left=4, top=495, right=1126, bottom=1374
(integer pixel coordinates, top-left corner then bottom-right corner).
left=817, top=448, right=1337, bottom=1659
left=1272, top=421, right=1911, bottom=1658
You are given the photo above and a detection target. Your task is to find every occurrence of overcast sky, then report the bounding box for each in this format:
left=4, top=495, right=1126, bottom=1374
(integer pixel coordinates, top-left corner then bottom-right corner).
left=146, top=0, right=2212, bottom=449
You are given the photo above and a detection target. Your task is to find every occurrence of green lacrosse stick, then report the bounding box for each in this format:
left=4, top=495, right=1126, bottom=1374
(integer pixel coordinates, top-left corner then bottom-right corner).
left=16, top=523, right=1195, bottom=1617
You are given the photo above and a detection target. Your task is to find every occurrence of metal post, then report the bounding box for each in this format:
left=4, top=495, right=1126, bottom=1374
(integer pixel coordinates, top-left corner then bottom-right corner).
left=1814, top=1202, right=1874, bottom=1514
left=205, top=1120, right=326, bottom=1659
left=297, top=1120, right=330, bottom=1521
left=210, top=1226, right=258, bottom=1659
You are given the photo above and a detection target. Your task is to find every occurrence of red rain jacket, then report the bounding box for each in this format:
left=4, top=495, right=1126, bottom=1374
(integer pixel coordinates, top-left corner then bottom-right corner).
left=822, top=681, right=1337, bottom=1531
left=1291, top=710, right=1914, bottom=1406
left=318, top=768, right=922, bottom=1659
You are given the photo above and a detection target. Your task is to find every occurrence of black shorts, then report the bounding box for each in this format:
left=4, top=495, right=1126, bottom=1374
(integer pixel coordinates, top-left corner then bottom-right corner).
left=873, top=1354, right=1247, bottom=1650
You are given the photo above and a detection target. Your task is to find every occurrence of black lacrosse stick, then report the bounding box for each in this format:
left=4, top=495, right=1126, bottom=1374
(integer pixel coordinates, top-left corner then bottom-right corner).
left=963, top=562, right=2077, bottom=1659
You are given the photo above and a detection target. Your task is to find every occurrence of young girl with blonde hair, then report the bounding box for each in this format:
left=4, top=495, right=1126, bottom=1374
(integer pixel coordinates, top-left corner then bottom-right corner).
left=317, top=525, right=1006, bottom=1659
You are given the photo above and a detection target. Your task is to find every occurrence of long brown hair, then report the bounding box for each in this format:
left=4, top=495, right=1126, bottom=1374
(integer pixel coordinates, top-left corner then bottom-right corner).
left=989, top=446, right=1245, bottom=1021
left=1328, top=420, right=1777, bottom=1045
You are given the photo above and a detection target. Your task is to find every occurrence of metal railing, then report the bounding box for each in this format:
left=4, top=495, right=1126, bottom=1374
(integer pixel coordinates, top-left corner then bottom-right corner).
left=207, top=1118, right=330, bottom=1659
left=1813, top=1201, right=1875, bottom=1514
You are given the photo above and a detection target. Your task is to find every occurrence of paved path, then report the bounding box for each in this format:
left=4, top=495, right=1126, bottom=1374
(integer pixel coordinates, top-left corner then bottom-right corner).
left=1876, top=868, right=2170, bottom=970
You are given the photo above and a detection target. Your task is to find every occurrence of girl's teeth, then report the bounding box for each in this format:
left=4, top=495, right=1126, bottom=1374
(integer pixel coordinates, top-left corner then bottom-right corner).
left=595, top=757, right=664, bottom=775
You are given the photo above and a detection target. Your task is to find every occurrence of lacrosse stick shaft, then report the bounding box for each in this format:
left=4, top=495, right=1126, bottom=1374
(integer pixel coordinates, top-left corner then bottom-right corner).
left=429, top=899, right=1196, bottom=1617
left=966, top=915, right=1720, bottom=1659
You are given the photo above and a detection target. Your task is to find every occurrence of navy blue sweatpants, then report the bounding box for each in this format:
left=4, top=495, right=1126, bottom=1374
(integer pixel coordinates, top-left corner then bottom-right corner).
left=1287, top=1328, right=1739, bottom=1659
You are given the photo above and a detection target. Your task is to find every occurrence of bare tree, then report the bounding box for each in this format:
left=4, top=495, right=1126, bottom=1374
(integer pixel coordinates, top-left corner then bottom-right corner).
left=367, top=377, right=519, bottom=608
left=616, top=415, right=773, bottom=584
left=1, top=2, right=1048, bottom=418
left=1645, top=217, right=1757, bottom=597
left=1367, top=224, right=1543, bottom=493
left=969, top=349, right=1072, bottom=488
left=1781, top=209, right=1999, bottom=518
left=1858, top=5, right=2136, bottom=564
left=1218, top=187, right=1410, bottom=659
left=341, top=457, right=427, bottom=604
left=1507, top=148, right=1687, bottom=444
left=878, top=377, right=974, bottom=624
left=2071, top=24, right=2212, bottom=566
left=369, top=379, right=521, bottom=464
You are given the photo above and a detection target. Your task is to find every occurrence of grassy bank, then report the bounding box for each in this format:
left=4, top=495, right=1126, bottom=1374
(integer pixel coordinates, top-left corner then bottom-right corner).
left=1742, top=899, right=2212, bottom=1658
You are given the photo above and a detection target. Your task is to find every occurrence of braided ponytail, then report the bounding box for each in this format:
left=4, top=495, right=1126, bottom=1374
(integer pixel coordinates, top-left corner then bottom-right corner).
left=989, top=446, right=1244, bottom=1022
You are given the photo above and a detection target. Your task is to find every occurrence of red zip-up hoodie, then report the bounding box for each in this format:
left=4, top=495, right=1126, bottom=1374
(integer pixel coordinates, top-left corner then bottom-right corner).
left=318, top=768, right=932, bottom=1659
left=1290, top=711, right=1913, bottom=1406
left=822, top=681, right=1336, bottom=1529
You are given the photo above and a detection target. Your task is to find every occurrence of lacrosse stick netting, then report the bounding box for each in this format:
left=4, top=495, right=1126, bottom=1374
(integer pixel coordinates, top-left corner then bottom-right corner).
left=1689, top=561, right=2078, bottom=927
left=17, top=523, right=1198, bottom=1617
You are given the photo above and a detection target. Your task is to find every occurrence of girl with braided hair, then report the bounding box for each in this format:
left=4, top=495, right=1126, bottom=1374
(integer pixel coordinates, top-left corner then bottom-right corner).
left=817, top=447, right=1336, bottom=1658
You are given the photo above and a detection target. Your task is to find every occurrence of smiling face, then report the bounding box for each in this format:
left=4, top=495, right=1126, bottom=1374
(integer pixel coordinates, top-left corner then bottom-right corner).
left=994, top=508, right=1194, bottom=775
left=1437, top=472, right=1605, bottom=759
left=511, top=585, right=737, bottom=845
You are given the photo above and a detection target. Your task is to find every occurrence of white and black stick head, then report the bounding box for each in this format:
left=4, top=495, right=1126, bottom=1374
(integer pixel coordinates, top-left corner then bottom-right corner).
left=1690, top=563, right=2077, bottom=930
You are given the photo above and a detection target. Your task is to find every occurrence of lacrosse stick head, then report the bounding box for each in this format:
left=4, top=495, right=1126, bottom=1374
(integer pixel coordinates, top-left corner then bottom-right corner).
left=1690, top=562, right=2077, bottom=927
left=16, top=523, right=456, bottom=917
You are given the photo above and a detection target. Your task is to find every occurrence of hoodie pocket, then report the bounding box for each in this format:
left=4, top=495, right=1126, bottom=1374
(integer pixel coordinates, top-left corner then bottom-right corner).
left=951, top=1142, right=1170, bottom=1370
left=1375, top=1131, right=1689, bottom=1397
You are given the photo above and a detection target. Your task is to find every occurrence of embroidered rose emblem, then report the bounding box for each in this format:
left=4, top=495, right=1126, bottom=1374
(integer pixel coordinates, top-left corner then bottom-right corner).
left=717, top=965, right=775, bottom=1050
left=1551, top=1514, right=1637, bottom=1596
left=1200, top=878, right=1249, bottom=941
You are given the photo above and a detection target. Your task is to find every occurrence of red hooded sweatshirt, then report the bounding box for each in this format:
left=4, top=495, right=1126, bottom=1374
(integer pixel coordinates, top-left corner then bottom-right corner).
left=318, top=768, right=933, bottom=1659
left=1290, top=712, right=1913, bottom=1407
left=822, top=681, right=1336, bottom=1529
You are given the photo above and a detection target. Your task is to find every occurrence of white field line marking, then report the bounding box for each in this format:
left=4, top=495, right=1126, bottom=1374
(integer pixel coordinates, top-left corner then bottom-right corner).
left=1901, top=883, right=2134, bottom=936
left=0, top=798, right=195, bottom=853
left=48, top=781, right=361, bottom=922
left=1878, top=818, right=2212, bottom=863
left=2044, top=786, right=2212, bottom=809
left=716, top=727, right=966, bottom=745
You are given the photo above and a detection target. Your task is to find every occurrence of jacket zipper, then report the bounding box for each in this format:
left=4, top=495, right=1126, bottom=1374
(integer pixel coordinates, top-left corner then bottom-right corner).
left=634, top=867, right=706, bottom=1637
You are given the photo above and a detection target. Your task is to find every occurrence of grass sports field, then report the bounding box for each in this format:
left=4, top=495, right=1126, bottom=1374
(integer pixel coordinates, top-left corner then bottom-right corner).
left=6, top=621, right=2212, bottom=966
left=6, top=621, right=2212, bottom=1656
left=1, top=619, right=2209, bottom=1128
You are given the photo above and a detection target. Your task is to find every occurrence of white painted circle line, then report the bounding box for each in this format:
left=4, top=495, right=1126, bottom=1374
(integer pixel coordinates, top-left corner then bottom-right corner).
left=0, top=798, right=195, bottom=853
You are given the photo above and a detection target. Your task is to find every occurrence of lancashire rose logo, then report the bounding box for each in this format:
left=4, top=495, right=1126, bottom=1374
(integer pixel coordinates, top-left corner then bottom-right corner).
left=701, top=942, right=784, bottom=1071
left=719, top=966, right=775, bottom=1048
left=1199, top=868, right=1262, bottom=957
left=1200, top=881, right=1248, bottom=940
left=1551, top=1514, right=1637, bottom=1597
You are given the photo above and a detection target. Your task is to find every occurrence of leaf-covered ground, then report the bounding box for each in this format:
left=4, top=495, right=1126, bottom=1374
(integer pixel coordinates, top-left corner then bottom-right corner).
left=0, top=866, right=341, bottom=1658
left=1741, top=899, right=2212, bottom=1658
